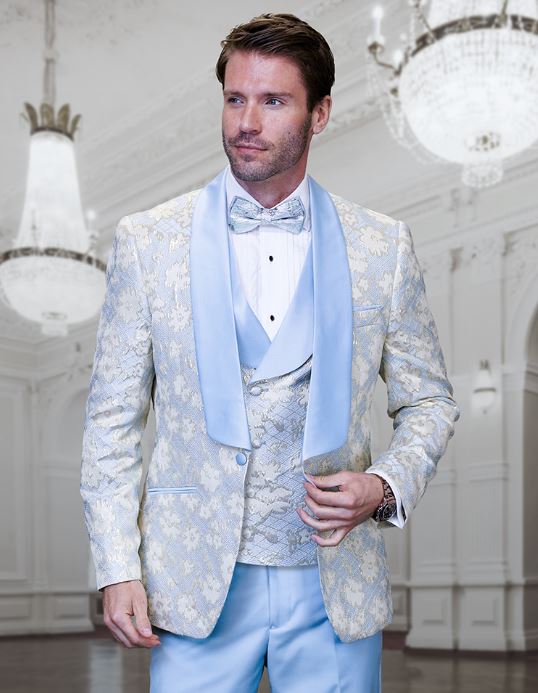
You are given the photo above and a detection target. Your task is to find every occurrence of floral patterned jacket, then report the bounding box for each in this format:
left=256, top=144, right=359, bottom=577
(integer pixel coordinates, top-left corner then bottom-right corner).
left=80, top=171, right=459, bottom=642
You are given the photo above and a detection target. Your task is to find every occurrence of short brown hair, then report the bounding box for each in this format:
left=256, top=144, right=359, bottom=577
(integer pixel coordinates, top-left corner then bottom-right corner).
left=216, top=13, right=335, bottom=112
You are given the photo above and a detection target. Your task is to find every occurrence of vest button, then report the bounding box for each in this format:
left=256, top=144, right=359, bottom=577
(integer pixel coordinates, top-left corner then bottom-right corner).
left=235, top=451, right=247, bottom=466
left=252, top=438, right=262, bottom=449
left=249, top=385, right=263, bottom=396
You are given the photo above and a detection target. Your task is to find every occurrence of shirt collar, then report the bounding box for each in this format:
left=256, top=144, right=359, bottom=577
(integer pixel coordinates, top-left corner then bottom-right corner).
left=225, top=165, right=311, bottom=232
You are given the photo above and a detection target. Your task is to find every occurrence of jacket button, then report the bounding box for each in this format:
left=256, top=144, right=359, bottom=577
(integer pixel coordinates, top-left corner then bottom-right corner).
left=249, top=385, right=262, bottom=396
left=235, top=452, right=247, bottom=466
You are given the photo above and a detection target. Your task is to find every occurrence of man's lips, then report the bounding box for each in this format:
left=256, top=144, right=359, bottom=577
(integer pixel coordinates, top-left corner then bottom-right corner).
left=234, top=143, right=266, bottom=151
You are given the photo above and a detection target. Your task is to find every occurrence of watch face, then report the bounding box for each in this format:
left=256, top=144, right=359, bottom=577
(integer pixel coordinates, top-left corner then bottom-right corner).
left=378, top=503, right=396, bottom=521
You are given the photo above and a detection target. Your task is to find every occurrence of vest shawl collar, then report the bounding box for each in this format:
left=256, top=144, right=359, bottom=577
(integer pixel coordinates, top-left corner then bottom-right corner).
left=228, top=231, right=314, bottom=381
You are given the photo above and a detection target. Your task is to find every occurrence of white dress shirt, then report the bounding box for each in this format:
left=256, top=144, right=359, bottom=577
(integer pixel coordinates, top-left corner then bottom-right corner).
left=225, top=166, right=405, bottom=528
left=225, top=166, right=311, bottom=341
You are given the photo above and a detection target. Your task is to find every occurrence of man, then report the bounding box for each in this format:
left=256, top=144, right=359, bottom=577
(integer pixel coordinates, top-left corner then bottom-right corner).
left=80, top=13, right=459, bottom=693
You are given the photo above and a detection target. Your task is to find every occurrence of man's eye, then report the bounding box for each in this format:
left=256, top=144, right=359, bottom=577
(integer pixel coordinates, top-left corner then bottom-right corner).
left=266, top=98, right=282, bottom=106
left=226, top=96, right=242, bottom=104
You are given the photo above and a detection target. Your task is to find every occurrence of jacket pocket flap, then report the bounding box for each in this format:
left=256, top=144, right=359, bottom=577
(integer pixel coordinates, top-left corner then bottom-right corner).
left=147, top=486, right=198, bottom=495
left=352, top=304, right=383, bottom=326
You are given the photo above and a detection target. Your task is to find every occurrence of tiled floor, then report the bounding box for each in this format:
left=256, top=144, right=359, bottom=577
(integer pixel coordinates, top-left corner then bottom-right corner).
left=1, top=628, right=537, bottom=692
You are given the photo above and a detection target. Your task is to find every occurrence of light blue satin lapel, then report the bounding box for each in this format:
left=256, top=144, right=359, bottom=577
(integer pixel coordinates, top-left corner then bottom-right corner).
left=249, top=239, right=314, bottom=383
left=302, top=177, right=353, bottom=461
left=190, top=169, right=251, bottom=450
left=189, top=169, right=352, bottom=459
left=229, top=242, right=271, bottom=368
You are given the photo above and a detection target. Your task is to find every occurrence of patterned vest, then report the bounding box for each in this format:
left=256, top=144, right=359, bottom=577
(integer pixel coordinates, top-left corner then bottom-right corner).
left=236, top=356, right=317, bottom=565
left=228, top=225, right=317, bottom=566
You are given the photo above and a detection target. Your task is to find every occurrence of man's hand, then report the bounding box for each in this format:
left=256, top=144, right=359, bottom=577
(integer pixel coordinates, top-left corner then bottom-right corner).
left=296, top=471, right=384, bottom=547
left=102, top=579, right=161, bottom=649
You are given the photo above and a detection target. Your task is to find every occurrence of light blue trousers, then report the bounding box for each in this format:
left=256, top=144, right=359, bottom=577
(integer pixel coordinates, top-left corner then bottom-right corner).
left=149, top=561, right=382, bottom=692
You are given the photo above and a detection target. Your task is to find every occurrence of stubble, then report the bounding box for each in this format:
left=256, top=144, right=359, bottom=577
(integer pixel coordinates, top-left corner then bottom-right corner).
left=222, top=114, right=312, bottom=183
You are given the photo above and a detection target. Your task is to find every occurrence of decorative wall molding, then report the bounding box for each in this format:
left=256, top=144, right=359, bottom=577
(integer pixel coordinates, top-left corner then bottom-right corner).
left=445, top=186, right=479, bottom=229
left=524, top=367, right=538, bottom=395
left=0, top=309, right=47, bottom=345
left=405, top=579, right=536, bottom=588
left=0, top=1, right=159, bottom=39
left=389, top=588, right=409, bottom=630
left=38, top=364, right=92, bottom=414
left=453, top=234, right=507, bottom=282
left=428, top=467, right=456, bottom=487
left=414, top=560, right=458, bottom=580
left=0, top=381, right=29, bottom=583
left=419, top=217, right=535, bottom=289
left=420, top=249, right=454, bottom=294
left=0, top=593, right=92, bottom=636
left=407, top=588, right=456, bottom=650
left=463, top=462, right=509, bottom=483
left=461, top=562, right=509, bottom=585
left=505, top=225, right=538, bottom=295
left=374, top=166, right=538, bottom=257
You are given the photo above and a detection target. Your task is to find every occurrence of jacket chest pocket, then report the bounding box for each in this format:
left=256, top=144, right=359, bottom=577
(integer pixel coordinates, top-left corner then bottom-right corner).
left=352, top=304, right=383, bottom=327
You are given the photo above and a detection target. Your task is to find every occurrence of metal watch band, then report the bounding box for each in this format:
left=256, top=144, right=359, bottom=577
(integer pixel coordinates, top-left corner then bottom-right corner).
left=372, top=476, right=397, bottom=522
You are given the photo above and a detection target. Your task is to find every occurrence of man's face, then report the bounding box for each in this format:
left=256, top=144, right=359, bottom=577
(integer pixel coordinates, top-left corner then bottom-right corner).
left=221, top=50, right=314, bottom=184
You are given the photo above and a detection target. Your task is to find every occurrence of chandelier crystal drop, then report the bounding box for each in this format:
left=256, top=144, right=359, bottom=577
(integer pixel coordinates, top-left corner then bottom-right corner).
left=0, top=0, right=106, bottom=337
left=366, top=0, right=538, bottom=188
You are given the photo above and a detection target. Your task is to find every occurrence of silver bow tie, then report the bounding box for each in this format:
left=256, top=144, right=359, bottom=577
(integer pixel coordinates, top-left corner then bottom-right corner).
left=228, top=196, right=306, bottom=234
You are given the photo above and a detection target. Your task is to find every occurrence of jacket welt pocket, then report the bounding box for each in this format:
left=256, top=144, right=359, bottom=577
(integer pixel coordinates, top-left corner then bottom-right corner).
left=146, top=486, right=198, bottom=495
left=352, top=304, right=383, bottom=327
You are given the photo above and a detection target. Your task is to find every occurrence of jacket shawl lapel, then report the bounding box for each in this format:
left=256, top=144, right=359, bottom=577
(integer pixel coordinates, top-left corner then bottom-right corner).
left=189, top=169, right=353, bottom=461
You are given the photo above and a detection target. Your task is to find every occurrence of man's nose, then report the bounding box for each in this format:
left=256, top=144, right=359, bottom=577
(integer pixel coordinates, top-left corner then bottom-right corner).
left=239, top=103, right=261, bottom=134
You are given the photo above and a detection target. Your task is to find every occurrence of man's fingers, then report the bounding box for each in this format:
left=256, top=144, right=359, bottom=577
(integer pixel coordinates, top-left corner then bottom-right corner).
left=303, top=481, right=353, bottom=508
left=306, top=471, right=348, bottom=488
left=104, top=615, right=135, bottom=648
left=296, top=507, right=348, bottom=531
left=112, top=612, right=149, bottom=647
left=132, top=596, right=153, bottom=638
left=301, top=472, right=376, bottom=546
left=102, top=581, right=161, bottom=649
left=304, top=494, right=354, bottom=521
left=108, top=619, right=160, bottom=649
left=312, top=526, right=351, bottom=547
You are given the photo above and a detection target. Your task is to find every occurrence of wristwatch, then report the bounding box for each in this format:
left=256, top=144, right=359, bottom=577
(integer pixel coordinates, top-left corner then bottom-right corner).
left=372, top=476, right=397, bottom=522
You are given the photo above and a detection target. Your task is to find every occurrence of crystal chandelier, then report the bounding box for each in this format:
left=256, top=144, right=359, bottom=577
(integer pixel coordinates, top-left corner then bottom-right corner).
left=366, top=1, right=538, bottom=188
left=0, top=0, right=106, bottom=337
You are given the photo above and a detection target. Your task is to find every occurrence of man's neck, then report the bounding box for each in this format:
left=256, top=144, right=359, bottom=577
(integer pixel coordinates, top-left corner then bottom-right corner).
left=232, top=168, right=307, bottom=208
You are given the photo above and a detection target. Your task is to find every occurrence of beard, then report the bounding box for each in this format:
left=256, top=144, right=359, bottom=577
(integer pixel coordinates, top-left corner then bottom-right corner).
left=222, top=114, right=312, bottom=182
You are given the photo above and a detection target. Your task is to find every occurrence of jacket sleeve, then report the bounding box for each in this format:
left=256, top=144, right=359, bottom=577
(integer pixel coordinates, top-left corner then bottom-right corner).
left=80, top=215, right=154, bottom=590
left=369, top=220, right=459, bottom=525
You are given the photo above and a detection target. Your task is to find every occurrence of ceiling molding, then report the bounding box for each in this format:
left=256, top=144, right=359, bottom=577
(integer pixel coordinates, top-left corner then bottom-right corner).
left=0, top=0, right=390, bottom=244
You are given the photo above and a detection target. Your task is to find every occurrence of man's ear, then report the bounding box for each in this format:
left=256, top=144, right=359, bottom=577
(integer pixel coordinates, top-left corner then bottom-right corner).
left=312, top=95, right=332, bottom=135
